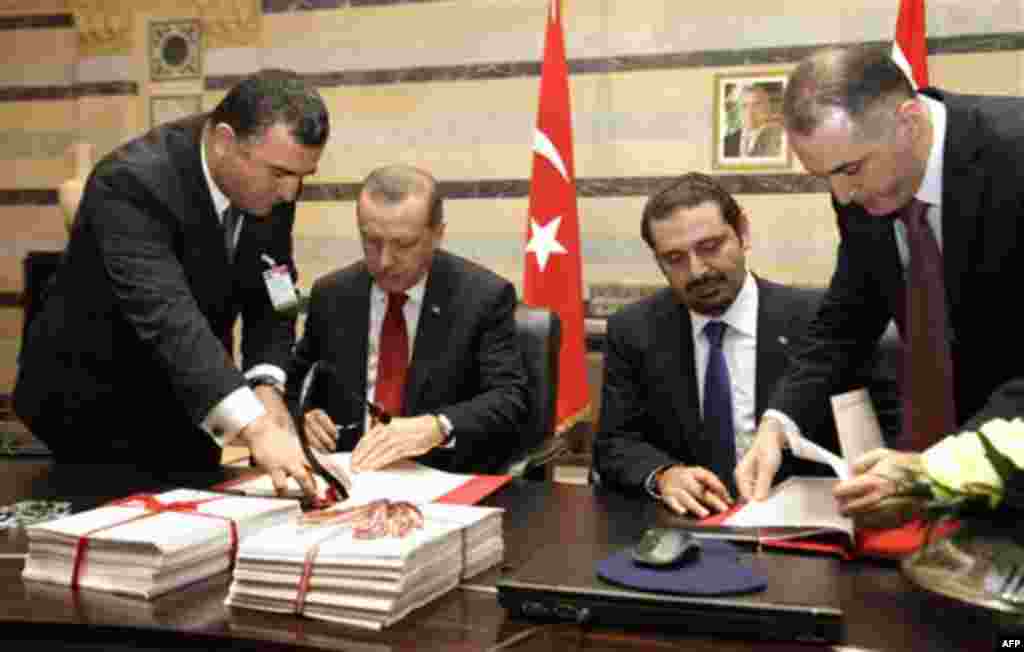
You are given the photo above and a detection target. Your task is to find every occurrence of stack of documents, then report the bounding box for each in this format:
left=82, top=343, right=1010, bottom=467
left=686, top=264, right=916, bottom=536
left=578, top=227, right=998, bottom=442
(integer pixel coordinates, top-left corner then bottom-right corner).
left=22, top=489, right=300, bottom=599
left=226, top=502, right=503, bottom=630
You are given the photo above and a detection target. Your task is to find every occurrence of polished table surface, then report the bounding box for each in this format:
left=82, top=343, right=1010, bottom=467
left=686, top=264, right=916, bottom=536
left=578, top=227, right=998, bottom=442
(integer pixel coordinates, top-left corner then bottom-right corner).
left=0, top=458, right=1016, bottom=651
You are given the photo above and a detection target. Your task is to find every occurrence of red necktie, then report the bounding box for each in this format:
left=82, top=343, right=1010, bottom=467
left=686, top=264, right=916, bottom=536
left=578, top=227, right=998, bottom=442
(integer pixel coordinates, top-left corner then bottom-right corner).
left=900, top=199, right=956, bottom=450
left=375, top=292, right=409, bottom=416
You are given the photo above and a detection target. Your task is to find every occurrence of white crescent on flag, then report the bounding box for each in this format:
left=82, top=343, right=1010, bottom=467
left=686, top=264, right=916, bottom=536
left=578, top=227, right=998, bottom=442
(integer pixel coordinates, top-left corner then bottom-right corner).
left=532, top=128, right=570, bottom=183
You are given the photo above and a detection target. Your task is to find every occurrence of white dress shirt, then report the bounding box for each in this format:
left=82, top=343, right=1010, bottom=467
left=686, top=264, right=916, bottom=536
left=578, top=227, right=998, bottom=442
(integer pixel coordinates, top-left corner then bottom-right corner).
left=689, top=271, right=759, bottom=459
left=645, top=272, right=759, bottom=498
left=364, top=276, right=455, bottom=445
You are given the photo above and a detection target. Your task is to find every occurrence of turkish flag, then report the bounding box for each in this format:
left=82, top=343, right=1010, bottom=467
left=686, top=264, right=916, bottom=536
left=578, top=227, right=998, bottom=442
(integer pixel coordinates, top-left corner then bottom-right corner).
left=892, top=0, right=929, bottom=89
left=524, top=0, right=590, bottom=432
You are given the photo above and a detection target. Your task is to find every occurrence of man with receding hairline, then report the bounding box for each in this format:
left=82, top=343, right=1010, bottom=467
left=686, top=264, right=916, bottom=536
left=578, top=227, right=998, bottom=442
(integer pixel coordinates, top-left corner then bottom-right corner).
left=737, top=45, right=1024, bottom=518
left=288, top=165, right=528, bottom=474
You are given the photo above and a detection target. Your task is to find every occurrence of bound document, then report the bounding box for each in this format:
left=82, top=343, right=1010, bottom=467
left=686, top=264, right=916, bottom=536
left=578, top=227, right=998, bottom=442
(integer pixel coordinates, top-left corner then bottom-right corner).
left=701, top=389, right=934, bottom=559
left=225, top=502, right=503, bottom=630
left=21, top=489, right=300, bottom=599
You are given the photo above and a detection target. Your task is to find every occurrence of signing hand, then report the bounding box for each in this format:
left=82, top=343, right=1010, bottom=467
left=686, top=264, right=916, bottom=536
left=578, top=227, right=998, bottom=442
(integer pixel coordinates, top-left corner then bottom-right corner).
left=657, top=465, right=733, bottom=518
left=834, top=448, right=923, bottom=522
left=351, top=415, right=444, bottom=472
left=302, top=408, right=339, bottom=453
left=735, top=417, right=787, bottom=501
left=238, top=413, right=317, bottom=497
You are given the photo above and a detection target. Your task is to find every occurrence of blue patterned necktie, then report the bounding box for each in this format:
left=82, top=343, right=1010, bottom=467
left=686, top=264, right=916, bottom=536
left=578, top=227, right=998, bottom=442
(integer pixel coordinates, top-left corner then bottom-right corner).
left=703, top=320, right=737, bottom=494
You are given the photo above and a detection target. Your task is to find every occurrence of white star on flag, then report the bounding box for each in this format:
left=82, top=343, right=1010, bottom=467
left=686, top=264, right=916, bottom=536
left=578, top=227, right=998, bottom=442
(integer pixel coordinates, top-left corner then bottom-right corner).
left=525, top=216, right=567, bottom=273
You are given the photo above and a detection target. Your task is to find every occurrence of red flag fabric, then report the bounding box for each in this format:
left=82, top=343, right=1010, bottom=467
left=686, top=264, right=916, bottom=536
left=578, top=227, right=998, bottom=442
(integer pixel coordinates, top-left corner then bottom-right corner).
left=524, top=0, right=590, bottom=433
left=892, top=0, right=929, bottom=89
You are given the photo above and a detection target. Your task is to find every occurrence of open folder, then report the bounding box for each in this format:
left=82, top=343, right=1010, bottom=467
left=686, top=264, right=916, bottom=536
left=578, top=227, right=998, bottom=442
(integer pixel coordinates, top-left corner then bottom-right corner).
left=698, top=389, right=937, bottom=560
left=216, top=452, right=511, bottom=507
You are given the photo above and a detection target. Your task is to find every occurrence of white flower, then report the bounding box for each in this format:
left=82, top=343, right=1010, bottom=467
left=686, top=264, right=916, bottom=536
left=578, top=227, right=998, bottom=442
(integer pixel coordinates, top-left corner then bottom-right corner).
left=978, top=417, right=1024, bottom=469
left=922, top=430, right=1002, bottom=496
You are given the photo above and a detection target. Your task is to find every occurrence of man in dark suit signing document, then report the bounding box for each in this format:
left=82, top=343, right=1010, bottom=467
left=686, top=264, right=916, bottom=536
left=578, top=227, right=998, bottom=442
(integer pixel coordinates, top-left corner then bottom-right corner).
left=291, top=165, right=528, bottom=474
left=592, top=173, right=880, bottom=518
left=15, top=70, right=328, bottom=496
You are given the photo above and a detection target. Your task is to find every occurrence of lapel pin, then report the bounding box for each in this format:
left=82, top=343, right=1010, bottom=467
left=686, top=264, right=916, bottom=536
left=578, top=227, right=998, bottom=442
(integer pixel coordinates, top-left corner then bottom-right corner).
left=430, top=304, right=441, bottom=315
left=778, top=336, right=789, bottom=345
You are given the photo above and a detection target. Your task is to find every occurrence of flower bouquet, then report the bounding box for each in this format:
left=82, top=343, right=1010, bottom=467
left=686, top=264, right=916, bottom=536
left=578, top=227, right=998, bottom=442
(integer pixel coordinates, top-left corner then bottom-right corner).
left=899, top=418, right=1024, bottom=614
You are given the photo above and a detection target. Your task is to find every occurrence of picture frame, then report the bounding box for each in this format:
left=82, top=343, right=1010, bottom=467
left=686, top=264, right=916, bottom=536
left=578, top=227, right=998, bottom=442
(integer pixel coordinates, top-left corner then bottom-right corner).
left=149, top=19, right=202, bottom=82
left=712, top=71, right=791, bottom=171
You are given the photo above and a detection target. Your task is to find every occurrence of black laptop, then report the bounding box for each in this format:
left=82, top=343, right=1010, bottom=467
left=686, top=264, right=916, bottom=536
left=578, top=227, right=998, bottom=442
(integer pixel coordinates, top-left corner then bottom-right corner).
left=497, top=541, right=844, bottom=643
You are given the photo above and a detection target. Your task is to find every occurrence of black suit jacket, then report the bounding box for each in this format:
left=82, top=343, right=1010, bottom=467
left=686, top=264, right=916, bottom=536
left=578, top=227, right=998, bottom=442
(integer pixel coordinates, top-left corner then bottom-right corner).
left=770, top=89, right=1024, bottom=440
left=593, top=277, right=836, bottom=492
left=13, top=115, right=297, bottom=468
left=287, top=250, right=528, bottom=473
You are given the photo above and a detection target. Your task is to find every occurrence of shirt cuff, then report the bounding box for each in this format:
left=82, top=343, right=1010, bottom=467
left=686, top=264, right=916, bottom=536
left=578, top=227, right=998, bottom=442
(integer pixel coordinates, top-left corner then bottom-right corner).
left=761, top=409, right=801, bottom=442
left=201, top=386, right=266, bottom=447
left=437, top=413, right=455, bottom=449
left=644, top=464, right=673, bottom=501
left=244, top=363, right=286, bottom=386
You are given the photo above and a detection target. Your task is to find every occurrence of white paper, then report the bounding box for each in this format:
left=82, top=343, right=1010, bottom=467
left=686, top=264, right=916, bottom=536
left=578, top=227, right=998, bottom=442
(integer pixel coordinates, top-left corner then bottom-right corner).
left=831, top=387, right=886, bottom=466
left=231, top=453, right=473, bottom=507
left=784, top=429, right=851, bottom=480
left=724, top=477, right=853, bottom=542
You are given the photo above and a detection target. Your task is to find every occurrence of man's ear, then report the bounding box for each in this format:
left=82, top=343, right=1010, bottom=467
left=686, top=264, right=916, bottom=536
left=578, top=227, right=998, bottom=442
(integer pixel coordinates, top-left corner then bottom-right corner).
left=210, top=122, right=237, bottom=158
left=895, top=97, right=928, bottom=144
left=736, top=210, right=753, bottom=252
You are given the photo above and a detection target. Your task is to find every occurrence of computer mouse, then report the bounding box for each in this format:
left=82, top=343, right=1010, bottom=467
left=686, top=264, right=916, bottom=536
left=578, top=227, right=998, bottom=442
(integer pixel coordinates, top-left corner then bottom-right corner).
left=631, top=528, right=702, bottom=568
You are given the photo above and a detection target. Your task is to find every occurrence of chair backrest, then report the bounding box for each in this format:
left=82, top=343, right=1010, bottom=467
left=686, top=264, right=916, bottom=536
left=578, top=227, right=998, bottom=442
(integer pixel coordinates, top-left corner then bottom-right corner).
left=503, top=303, right=561, bottom=477
left=19, top=251, right=63, bottom=362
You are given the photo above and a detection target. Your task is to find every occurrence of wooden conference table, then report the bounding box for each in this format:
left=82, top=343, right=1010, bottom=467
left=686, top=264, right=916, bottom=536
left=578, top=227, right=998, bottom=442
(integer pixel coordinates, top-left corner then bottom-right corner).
left=0, top=457, right=1014, bottom=651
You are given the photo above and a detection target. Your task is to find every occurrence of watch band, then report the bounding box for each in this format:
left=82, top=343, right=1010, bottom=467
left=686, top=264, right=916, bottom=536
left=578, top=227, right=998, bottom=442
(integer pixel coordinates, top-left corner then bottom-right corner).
left=247, top=374, right=284, bottom=394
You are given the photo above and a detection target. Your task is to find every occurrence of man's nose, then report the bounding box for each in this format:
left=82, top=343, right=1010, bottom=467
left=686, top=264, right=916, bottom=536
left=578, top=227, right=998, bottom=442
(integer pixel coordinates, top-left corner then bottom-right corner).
left=688, top=252, right=710, bottom=277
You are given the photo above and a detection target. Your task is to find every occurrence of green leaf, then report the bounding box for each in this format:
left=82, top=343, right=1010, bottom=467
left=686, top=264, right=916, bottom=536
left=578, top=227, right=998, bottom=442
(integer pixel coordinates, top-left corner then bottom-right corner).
left=976, top=431, right=1018, bottom=488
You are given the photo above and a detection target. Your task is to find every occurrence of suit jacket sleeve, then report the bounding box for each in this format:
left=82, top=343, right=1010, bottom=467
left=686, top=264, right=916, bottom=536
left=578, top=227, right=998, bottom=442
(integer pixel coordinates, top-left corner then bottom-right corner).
left=768, top=207, right=897, bottom=441
left=443, top=281, right=529, bottom=471
left=88, top=168, right=243, bottom=425
left=593, top=305, right=681, bottom=491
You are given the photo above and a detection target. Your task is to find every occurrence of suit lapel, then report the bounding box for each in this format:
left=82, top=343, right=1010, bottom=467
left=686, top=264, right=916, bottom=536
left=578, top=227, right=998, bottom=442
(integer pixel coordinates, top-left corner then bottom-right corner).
left=337, top=269, right=372, bottom=422
left=931, top=90, right=981, bottom=333
left=172, top=120, right=234, bottom=322
left=753, top=278, right=792, bottom=418
left=652, top=293, right=703, bottom=449
left=404, top=254, right=454, bottom=415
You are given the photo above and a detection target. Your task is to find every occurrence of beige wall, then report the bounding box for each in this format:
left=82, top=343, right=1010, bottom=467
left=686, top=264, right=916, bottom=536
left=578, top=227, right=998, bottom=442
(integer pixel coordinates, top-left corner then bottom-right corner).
left=0, top=0, right=1021, bottom=395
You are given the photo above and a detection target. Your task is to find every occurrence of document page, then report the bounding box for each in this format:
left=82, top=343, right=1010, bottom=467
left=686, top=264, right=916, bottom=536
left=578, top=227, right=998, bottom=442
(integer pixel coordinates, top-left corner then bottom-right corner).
left=229, top=453, right=474, bottom=506
left=724, top=477, right=854, bottom=542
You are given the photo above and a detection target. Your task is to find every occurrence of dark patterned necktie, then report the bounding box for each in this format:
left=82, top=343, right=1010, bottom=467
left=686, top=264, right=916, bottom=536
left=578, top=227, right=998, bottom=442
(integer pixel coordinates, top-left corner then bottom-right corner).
left=900, top=199, right=956, bottom=450
left=375, top=292, right=409, bottom=417
left=703, top=320, right=737, bottom=494
left=223, top=205, right=240, bottom=262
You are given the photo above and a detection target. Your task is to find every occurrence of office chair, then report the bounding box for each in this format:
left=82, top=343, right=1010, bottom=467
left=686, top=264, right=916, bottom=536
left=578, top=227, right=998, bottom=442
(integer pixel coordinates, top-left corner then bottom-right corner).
left=501, top=303, right=566, bottom=480
left=19, top=251, right=63, bottom=362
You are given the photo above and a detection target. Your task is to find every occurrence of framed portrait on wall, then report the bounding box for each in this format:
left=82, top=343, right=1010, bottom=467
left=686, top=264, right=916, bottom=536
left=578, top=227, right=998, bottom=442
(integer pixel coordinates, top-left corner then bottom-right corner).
left=713, top=71, right=791, bottom=171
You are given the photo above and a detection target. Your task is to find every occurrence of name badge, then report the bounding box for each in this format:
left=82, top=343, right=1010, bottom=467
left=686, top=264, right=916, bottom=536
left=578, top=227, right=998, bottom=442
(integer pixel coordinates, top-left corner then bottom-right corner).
left=263, top=264, right=299, bottom=313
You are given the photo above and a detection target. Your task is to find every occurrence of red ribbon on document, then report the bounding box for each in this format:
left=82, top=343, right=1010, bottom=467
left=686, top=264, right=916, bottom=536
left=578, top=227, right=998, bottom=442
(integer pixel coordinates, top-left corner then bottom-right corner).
left=70, top=493, right=239, bottom=591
